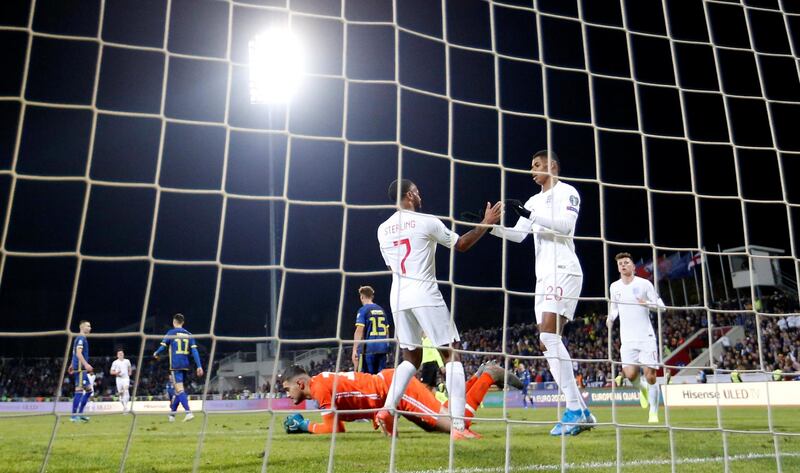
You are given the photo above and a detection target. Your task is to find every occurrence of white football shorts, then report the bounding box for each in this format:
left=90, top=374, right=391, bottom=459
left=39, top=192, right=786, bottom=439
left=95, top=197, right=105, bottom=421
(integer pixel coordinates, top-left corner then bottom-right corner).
left=620, top=340, right=660, bottom=369
left=394, top=305, right=460, bottom=350
left=116, top=377, right=130, bottom=392
left=534, top=272, right=583, bottom=324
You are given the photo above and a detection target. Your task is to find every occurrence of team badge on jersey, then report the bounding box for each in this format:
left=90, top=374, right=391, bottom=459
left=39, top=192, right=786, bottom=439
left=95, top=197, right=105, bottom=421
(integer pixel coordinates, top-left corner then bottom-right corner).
left=569, top=195, right=579, bottom=206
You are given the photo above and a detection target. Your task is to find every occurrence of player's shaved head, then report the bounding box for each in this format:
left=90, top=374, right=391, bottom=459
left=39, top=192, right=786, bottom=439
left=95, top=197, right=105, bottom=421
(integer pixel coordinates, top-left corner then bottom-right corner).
left=173, top=313, right=185, bottom=325
left=532, top=150, right=560, bottom=172
left=388, top=178, right=415, bottom=202
left=281, top=364, right=309, bottom=382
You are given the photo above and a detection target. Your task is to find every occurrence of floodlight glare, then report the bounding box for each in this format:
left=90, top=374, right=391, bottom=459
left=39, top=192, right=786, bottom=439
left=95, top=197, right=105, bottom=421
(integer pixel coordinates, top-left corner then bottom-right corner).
left=249, top=28, right=305, bottom=104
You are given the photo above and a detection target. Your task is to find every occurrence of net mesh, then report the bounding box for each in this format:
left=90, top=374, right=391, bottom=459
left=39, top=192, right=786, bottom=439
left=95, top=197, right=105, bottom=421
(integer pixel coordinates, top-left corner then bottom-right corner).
left=0, top=0, right=799, bottom=472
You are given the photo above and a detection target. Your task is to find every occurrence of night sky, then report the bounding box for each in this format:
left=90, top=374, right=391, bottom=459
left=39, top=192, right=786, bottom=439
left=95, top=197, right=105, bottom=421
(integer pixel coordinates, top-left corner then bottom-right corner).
left=0, top=0, right=798, bottom=360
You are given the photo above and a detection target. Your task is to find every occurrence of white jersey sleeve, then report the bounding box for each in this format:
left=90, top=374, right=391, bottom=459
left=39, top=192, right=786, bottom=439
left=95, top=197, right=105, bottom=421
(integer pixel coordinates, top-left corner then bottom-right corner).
left=490, top=208, right=535, bottom=243
left=429, top=217, right=459, bottom=249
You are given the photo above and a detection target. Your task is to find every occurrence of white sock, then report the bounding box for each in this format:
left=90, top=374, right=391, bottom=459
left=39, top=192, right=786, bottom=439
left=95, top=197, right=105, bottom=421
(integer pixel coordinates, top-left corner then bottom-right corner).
left=383, top=360, right=417, bottom=410
left=541, top=332, right=582, bottom=411
left=123, top=390, right=130, bottom=410
left=649, top=381, right=660, bottom=414
left=445, top=361, right=466, bottom=430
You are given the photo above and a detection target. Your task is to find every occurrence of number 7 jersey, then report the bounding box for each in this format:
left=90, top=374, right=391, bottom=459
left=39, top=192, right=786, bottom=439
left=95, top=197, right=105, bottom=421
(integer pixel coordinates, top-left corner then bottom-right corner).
left=377, top=209, right=459, bottom=312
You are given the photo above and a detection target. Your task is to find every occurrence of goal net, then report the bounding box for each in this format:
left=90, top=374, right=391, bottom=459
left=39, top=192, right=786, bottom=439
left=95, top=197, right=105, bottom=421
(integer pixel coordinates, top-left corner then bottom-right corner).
left=0, top=0, right=799, bottom=472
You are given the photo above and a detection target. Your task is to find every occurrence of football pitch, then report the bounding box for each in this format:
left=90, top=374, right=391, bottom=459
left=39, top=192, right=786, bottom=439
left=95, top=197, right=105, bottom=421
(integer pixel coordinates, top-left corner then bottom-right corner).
left=1, top=407, right=799, bottom=473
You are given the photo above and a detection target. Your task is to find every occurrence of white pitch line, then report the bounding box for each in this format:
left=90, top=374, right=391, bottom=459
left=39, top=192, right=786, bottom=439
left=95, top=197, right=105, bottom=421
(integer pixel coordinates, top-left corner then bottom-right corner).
left=399, top=452, right=800, bottom=473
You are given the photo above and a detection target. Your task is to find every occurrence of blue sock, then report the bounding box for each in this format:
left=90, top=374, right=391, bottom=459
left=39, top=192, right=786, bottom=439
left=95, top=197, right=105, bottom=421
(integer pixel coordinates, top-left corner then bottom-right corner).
left=170, top=395, right=180, bottom=412
left=179, top=392, right=190, bottom=412
left=72, top=393, right=82, bottom=414
left=79, top=391, right=91, bottom=413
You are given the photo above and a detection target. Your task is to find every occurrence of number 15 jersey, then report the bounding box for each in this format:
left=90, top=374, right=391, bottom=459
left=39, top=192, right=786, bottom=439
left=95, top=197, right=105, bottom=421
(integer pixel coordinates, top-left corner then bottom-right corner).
left=378, top=210, right=459, bottom=312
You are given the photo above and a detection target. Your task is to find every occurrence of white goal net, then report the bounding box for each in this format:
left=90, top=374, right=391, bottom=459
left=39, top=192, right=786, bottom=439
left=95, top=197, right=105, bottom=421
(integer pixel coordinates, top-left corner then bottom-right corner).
left=0, top=0, right=799, bottom=472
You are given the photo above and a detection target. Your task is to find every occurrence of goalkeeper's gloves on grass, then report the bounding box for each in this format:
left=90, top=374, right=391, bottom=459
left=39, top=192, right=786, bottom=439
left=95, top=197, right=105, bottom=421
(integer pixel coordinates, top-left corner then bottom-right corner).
left=504, top=199, right=531, bottom=219
left=284, top=413, right=310, bottom=434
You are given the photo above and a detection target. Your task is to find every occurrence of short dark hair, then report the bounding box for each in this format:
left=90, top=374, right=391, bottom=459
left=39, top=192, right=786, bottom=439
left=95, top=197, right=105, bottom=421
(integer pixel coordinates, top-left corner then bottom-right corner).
left=281, top=364, right=309, bottom=382
left=359, top=286, right=375, bottom=299
left=387, top=179, right=415, bottom=202
left=615, top=252, right=633, bottom=261
left=533, top=149, right=560, bottom=165
left=173, top=313, right=185, bottom=325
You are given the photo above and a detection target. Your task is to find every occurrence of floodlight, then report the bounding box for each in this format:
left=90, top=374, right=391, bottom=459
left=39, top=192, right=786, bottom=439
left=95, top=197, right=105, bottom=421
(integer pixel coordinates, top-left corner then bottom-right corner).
left=249, top=28, right=305, bottom=104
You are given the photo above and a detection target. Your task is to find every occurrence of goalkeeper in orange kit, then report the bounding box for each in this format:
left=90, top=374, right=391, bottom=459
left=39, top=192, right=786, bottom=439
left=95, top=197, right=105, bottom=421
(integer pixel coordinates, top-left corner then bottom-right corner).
left=281, top=362, right=521, bottom=437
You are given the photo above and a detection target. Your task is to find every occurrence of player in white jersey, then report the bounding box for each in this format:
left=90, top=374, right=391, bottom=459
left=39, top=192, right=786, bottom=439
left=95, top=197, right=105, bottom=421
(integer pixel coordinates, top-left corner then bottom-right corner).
left=376, top=178, right=501, bottom=439
left=490, top=150, right=593, bottom=436
left=110, top=349, right=133, bottom=413
left=606, top=253, right=665, bottom=423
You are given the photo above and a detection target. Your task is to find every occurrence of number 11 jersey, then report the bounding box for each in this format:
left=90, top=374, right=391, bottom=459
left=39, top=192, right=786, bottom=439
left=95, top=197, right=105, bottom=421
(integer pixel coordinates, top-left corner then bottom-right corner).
left=377, top=209, right=459, bottom=312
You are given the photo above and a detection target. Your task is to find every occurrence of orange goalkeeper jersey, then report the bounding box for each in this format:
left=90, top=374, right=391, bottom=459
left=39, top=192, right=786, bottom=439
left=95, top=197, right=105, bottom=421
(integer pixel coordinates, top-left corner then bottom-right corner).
left=307, top=370, right=390, bottom=433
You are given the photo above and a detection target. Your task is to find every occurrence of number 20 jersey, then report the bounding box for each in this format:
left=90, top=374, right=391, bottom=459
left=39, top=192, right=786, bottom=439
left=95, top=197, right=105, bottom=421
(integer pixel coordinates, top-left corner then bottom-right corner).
left=378, top=209, right=459, bottom=312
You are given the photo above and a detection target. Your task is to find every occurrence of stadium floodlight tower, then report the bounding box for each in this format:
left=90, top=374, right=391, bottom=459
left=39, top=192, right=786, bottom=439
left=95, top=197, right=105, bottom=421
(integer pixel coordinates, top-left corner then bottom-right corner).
left=249, top=28, right=305, bottom=364
left=249, top=28, right=305, bottom=103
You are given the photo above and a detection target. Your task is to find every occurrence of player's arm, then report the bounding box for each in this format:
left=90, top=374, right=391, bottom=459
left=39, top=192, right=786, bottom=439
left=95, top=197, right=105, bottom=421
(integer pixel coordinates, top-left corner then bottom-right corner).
left=76, top=344, right=92, bottom=372
left=284, top=412, right=346, bottom=434
left=531, top=192, right=579, bottom=235
left=110, top=361, right=118, bottom=376
left=153, top=333, right=169, bottom=359
left=452, top=201, right=502, bottom=252
left=641, top=282, right=666, bottom=311
left=352, top=321, right=365, bottom=369
left=606, top=287, right=619, bottom=331
left=190, top=338, right=204, bottom=377
left=490, top=200, right=534, bottom=243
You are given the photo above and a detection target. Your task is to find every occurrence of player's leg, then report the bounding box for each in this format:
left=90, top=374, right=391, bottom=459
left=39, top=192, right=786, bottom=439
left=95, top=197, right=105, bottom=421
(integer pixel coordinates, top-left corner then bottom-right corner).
left=71, top=370, right=84, bottom=421
left=537, top=274, right=586, bottom=436
left=365, top=354, right=377, bottom=375
left=420, top=306, right=467, bottom=435
left=398, top=378, right=448, bottom=434
left=78, top=373, right=93, bottom=418
left=621, top=345, right=649, bottom=409
left=116, top=378, right=126, bottom=411
left=642, top=343, right=661, bottom=423
left=122, top=379, right=131, bottom=413
left=172, top=370, right=193, bottom=421
left=377, top=309, right=422, bottom=435
left=376, top=353, right=387, bottom=372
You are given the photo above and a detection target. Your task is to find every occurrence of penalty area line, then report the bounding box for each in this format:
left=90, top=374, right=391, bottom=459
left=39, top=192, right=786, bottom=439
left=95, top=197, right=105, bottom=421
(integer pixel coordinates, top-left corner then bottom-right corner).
left=399, top=451, right=800, bottom=473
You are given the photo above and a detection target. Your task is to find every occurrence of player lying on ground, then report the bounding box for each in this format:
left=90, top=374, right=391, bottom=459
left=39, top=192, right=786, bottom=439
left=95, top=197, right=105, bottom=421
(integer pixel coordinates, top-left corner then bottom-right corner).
left=606, top=252, right=665, bottom=423
left=281, top=362, right=522, bottom=437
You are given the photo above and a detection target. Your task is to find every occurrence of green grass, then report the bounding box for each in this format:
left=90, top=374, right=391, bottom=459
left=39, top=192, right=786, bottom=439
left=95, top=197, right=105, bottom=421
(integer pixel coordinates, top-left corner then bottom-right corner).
left=1, top=407, right=798, bottom=472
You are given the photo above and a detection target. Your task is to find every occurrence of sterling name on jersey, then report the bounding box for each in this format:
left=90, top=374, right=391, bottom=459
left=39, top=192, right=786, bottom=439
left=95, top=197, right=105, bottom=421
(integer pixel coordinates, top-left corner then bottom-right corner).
left=609, top=276, right=665, bottom=343
left=491, top=181, right=582, bottom=277
left=378, top=210, right=459, bottom=311
left=111, top=359, right=132, bottom=379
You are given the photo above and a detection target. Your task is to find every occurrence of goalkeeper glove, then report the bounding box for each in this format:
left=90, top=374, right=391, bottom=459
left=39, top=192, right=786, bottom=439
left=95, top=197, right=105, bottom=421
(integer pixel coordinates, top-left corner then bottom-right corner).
left=504, top=199, right=531, bottom=219
left=283, top=413, right=310, bottom=434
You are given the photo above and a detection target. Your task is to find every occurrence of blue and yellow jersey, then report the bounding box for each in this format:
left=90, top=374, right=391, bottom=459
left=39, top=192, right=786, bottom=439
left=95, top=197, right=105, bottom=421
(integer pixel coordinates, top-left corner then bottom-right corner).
left=355, top=303, right=392, bottom=354
left=155, top=328, right=201, bottom=371
left=71, top=335, right=89, bottom=371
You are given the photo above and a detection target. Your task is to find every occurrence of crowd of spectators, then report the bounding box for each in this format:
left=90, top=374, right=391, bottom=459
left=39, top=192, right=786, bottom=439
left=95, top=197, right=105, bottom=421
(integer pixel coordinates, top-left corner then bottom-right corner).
left=2, top=293, right=798, bottom=400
